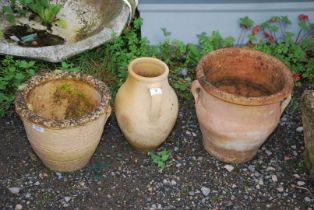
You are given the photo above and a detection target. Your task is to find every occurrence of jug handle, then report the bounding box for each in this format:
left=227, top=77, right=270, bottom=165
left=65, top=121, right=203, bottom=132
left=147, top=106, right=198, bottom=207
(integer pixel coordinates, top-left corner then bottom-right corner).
left=281, top=94, right=291, bottom=114
left=191, top=80, right=201, bottom=103
left=149, top=87, right=163, bottom=121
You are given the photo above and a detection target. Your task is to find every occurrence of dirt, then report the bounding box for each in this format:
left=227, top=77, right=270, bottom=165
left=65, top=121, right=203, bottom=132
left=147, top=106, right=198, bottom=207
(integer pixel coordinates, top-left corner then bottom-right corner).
left=4, top=25, right=65, bottom=47
left=214, top=78, right=273, bottom=97
left=0, top=85, right=314, bottom=209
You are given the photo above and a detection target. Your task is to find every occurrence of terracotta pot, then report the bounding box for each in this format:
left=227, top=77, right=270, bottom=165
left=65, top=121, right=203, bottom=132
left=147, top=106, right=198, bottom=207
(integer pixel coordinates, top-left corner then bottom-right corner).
left=15, top=71, right=111, bottom=172
left=191, top=48, right=293, bottom=163
left=115, top=57, right=178, bottom=152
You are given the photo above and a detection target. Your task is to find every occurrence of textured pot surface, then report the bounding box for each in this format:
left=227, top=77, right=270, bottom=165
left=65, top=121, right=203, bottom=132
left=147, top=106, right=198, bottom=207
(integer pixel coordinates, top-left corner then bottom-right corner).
left=0, top=0, right=137, bottom=62
left=301, top=90, right=314, bottom=180
left=192, top=48, right=293, bottom=163
left=15, top=71, right=111, bottom=172
left=115, top=57, right=178, bottom=152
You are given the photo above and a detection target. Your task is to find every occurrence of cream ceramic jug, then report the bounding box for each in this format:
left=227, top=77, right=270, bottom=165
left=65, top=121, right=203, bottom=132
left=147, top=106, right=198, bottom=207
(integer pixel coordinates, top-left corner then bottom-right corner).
left=115, top=57, right=179, bottom=152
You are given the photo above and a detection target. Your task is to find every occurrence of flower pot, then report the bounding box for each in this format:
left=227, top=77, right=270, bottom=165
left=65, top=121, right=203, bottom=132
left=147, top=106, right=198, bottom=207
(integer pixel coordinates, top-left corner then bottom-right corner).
left=15, top=71, right=111, bottom=172
left=191, top=48, right=293, bottom=163
left=301, top=90, right=314, bottom=180
left=115, top=57, right=179, bottom=152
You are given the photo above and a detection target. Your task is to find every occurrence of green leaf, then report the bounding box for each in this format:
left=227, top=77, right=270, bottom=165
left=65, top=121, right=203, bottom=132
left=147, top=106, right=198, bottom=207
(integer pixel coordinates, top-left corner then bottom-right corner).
left=239, top=16, right=254, bottom=29
left=281, top=16, right=291, bottom=25
left=299, top=21, right=309, bottom=32
left=55, top=19, right=67, bottom=29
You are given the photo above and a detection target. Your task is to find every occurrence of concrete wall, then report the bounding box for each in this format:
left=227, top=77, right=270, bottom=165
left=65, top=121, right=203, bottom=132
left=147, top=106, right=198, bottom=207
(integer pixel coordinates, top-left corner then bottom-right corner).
left=138, top=0, right=314, bottom=44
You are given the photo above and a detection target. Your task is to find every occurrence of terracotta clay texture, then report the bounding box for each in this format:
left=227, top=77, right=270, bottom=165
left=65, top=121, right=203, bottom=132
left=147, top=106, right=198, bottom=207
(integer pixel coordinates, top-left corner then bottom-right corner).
left=191, top=48, right=293, bottom=163
left=301, top=90, right=314, bottom=180
left=115, top=57, right=179, bottom=152
left=15, top=71, right=111, bottom=172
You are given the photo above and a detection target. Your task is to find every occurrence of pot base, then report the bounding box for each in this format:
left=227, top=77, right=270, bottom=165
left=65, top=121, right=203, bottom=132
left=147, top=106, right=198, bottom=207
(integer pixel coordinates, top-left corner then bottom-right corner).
left=202, top=136, right=258, bottom=164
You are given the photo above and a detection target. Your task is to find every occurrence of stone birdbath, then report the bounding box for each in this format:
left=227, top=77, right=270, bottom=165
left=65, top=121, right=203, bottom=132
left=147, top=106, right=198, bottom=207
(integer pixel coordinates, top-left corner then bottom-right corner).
left=0, top=0, right=137, bottom=62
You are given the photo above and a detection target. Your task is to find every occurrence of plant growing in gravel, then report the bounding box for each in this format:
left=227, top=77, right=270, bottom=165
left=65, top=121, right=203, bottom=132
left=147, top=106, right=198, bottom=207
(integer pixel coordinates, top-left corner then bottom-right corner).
left=148, top=150, right=170, bottom=171
left=0, top=55, right=36, bottom=117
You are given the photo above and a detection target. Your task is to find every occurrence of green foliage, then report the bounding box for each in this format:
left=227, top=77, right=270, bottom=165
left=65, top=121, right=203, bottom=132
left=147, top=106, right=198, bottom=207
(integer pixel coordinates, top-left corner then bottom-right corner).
left=102, top=18, right=158, bottom=89
left=59, top=61, right=80, bottom=72
left=239, top=16, right=254, bottom=29
left=0, top=56, right=37, bottom=117
left=1, top=0, right=62, bottom=26
left=148, top=150, right=170, bottom=171
left=20, top=0, right=62, bottom=25
left=249, top=15, right=314, bottom=82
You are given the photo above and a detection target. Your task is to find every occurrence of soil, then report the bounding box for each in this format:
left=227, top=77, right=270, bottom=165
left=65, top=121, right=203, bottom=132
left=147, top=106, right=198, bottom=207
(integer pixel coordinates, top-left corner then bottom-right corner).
left=4, top=25, right=65, bottom=47
left=1, top=85, right=314, bottom=209
left=214, top=79, right=272, bottom=97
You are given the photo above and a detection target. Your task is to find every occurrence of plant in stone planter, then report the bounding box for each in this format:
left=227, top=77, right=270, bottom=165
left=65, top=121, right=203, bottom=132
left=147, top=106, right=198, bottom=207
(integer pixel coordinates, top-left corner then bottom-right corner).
left=20, top=0, right=62, bottom=26
left=1, top=0, right=65, bottom=47
left=15, top=71, right=112, bottom=172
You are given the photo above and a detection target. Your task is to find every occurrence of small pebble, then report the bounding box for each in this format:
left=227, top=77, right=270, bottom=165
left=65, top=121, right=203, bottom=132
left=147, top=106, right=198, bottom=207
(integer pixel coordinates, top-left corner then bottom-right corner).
left=200, top=186, right=210, bottom=196
left=188, top=191, right=195, bottom=196
left=297, top=181, right=305, bottom=186
left=277, top=186, right=284, bottom=192
left=9, top=187, right=21, bottom=194
left=272, top=175, right=278, bottom=182
left=305, top=197, right=311, bottom=202
left=296, top=127, right=304, bottom=132
left=15, top=204, right=23, bottom=210
left=64, top=196, right=71, bottom=202
left=224, top=165, right=234, bottom=172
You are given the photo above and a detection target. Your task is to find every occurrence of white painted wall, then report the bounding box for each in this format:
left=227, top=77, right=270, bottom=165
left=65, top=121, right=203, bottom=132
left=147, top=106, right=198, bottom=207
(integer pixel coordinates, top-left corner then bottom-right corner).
left=138, top=1, right=314, bottom=44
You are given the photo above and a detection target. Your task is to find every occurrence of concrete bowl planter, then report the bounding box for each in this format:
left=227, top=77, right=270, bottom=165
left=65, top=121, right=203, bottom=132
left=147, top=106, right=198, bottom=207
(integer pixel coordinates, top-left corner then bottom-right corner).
left=0, top=0, right=137, bottom=62
left=15, top=71, right=112, bottom=172
left=191, top=48, right=294, bottom=163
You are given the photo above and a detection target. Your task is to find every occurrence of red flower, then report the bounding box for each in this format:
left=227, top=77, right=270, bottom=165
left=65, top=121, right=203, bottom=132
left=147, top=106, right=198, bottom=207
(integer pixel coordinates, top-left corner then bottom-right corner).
left=293, top=73, right=301, bottom=81
left=252, top=25, right=261, bottom=35
left=264, top=32, right=274, bottom=43
left=298, top=14, right=309, bottom=22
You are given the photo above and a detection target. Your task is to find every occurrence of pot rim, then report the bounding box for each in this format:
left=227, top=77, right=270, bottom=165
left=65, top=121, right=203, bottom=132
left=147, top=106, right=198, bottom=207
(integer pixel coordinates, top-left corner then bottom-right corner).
left=128, top=57, right=169, bottom=83
left=15, top=71, right=111, bottom=129
left=196, top=48, right=294, bottom=106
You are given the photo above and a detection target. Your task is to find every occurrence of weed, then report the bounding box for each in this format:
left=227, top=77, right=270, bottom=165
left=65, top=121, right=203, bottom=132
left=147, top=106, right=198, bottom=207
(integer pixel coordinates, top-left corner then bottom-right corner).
left=148, top=149, right=170, bottom=172
left=0, top=56, right=36, bottom=117
left=59, top=61, right=80, bottom=73
left=211, top=195, right=221, bottom=204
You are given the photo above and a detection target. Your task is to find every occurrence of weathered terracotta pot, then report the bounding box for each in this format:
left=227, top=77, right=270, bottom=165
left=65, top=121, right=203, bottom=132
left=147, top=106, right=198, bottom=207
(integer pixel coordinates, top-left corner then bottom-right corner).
left=191, top=48, right=293, bottom=163
left=15, top=71, right=111, bottom=172
left=301, top=90, right=314, bottom=180
left=115, top=57, right=178, bottom=152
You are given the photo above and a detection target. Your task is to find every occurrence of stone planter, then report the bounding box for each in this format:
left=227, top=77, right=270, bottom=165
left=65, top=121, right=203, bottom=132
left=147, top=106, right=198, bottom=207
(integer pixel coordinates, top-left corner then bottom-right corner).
left=301, top=90, right=314, bottom=180
left=115, top=57, right=179, bottom=152
left=0, top=0, right=137, bottom=62
left=15, top=71, right=111, bottom=172
left=191, top=48, right=293, bottom=163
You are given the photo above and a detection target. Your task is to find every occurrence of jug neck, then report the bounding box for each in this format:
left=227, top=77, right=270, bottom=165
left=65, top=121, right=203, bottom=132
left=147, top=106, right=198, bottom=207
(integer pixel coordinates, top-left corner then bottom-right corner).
left=127, top=57, right=169, bottom=85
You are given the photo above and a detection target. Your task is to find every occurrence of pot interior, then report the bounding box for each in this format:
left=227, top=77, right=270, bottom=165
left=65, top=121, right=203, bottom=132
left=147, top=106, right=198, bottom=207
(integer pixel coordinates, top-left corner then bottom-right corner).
left=26, top=79, right=101, bottom=120
left=203, top=49, right=288, bottom=98
left=132, top=62, right=166, bottom=78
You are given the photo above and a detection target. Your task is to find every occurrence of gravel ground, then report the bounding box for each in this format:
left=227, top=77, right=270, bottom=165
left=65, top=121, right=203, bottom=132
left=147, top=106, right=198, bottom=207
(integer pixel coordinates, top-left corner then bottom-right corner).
left=1, top=86, right=314, bottom=210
